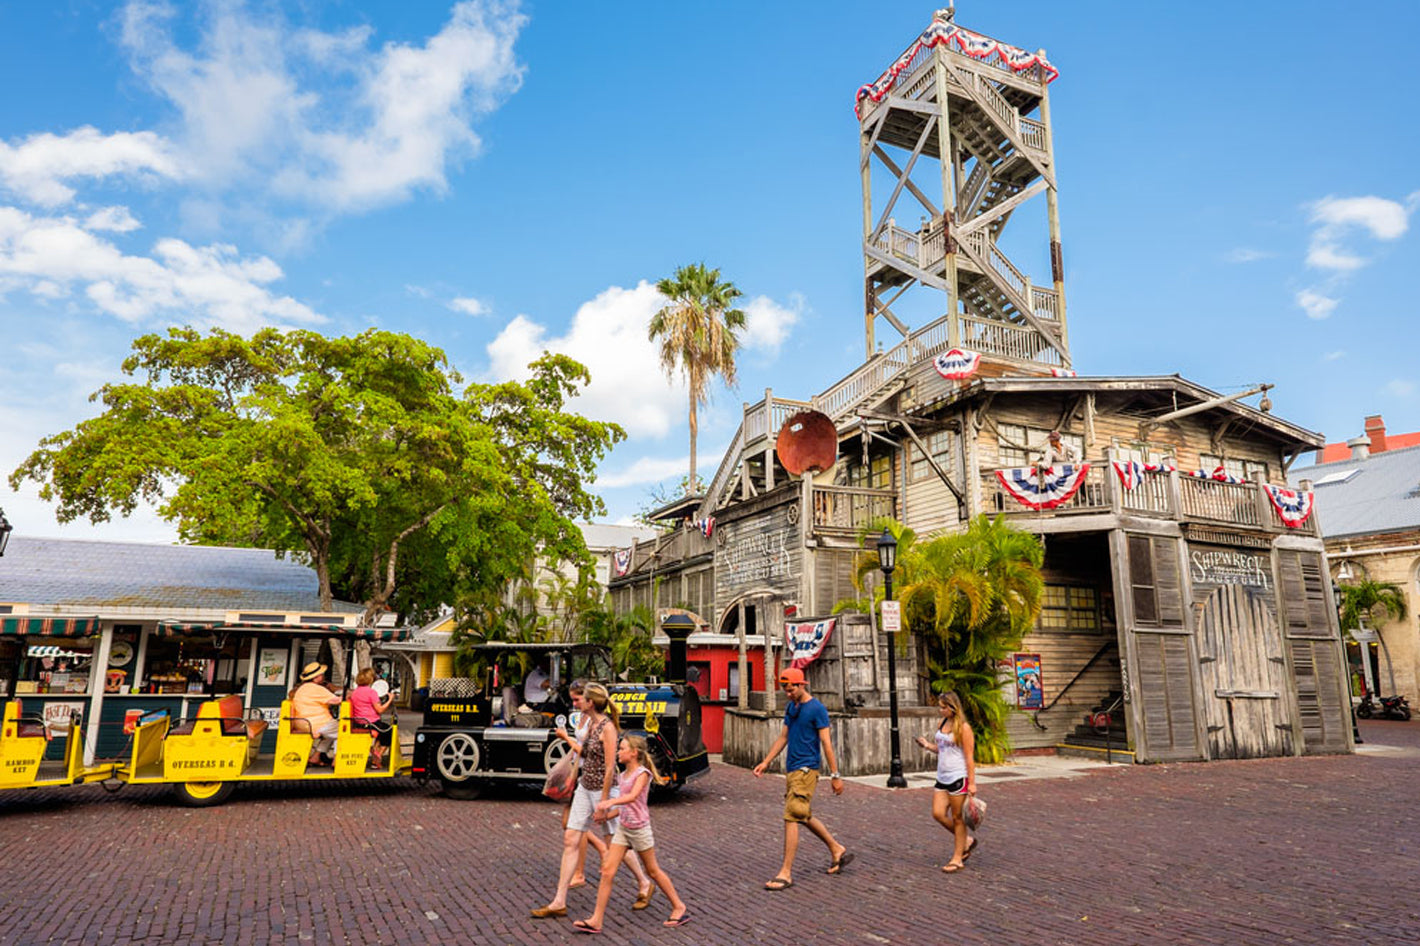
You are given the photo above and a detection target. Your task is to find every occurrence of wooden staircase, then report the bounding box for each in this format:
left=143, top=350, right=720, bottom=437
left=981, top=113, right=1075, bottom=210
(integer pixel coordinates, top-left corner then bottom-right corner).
left=1056, top=690, right=1133, bottom=761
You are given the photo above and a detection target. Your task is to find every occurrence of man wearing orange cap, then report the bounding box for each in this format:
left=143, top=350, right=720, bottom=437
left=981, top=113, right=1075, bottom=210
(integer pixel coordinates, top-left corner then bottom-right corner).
left=752, top=666, right=852, bottom=891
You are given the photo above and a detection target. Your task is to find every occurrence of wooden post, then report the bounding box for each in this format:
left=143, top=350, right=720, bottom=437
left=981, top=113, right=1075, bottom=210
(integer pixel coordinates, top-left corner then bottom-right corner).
left=1107, top=446, right=1122, bottom=515
left=1108, top=529, right=1146, bottom=758
left=1252, top=471, right=1275, bottom=532
left=933, top=47, right=960, bottom=347
left=764, top=387, right=776, bottom=491
left=736, top=602, right=749, bottom=712
left=863, top=114, right=876, bottom=360
left=1166, top=466, right=1183, bottom=520
left=1037, top=59, right=1068, bottom=349
left=761, top=598, right=777, bottom=715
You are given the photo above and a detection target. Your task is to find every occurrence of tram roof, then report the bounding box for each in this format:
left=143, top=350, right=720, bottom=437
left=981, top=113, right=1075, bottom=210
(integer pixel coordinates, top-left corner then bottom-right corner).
left=154, top=620, right=412, bottom=642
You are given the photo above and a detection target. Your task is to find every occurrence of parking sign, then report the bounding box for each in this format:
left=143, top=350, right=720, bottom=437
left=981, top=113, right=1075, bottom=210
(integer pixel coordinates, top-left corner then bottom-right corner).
left=881, top=600, right=901, bottom=633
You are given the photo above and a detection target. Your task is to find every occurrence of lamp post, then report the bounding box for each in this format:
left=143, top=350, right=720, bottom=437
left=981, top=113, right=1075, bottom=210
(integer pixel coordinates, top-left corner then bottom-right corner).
left=877, top=528, right=907, bottom=788
left=1333, top=580, right=1363, bottom=745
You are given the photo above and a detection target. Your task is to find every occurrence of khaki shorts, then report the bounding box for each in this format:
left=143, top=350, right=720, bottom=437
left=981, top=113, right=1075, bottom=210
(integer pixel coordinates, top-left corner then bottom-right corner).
left=611, top=822, right=655, bottom=852
left=783, top=768, right=819, bottom=823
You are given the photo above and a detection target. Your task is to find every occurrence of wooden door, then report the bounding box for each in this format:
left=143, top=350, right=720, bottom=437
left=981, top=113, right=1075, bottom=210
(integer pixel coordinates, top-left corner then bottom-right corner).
left=1197, top=584, right=1293, bottom=759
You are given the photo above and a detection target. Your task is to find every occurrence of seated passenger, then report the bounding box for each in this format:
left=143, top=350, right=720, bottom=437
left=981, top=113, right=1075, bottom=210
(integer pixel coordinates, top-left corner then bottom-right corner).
left=524, top=659, right=552, bottom=707
left=292, top=662, right=342, bottom=765
left=348, top=668, right=394, bottom=768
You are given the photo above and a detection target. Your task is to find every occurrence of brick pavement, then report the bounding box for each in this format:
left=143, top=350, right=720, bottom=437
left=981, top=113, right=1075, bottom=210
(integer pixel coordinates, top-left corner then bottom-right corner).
left=1, top=719, right=1417, bottom=946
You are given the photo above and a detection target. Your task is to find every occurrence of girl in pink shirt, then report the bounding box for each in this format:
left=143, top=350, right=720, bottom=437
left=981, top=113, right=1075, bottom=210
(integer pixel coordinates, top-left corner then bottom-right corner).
left=347, top=668, right=393, bottom=768
left=573, top=735, right=689, bottom=933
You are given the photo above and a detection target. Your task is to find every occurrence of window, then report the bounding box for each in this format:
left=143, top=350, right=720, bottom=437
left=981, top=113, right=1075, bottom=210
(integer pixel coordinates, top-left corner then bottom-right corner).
left=1112, top=441, right=1173, bottom=466
left=1200, top=454, right=1269, bottom=483
left=1038, top=585, right=1101, bottom=632
left=911, top=431, right=955, bottom=482
left=848, top=452, right=895, bottom=490
left=998, top=424, right=1084, bottom=467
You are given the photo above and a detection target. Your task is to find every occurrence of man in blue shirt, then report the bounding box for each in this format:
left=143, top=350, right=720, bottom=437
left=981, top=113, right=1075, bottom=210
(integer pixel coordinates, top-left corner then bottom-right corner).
left=753, top=667, right=853, bottom=890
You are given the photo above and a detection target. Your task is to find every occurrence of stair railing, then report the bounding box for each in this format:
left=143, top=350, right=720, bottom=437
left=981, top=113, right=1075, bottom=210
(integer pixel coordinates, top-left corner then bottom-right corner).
left=1029, top=640, right=1116, bottom=731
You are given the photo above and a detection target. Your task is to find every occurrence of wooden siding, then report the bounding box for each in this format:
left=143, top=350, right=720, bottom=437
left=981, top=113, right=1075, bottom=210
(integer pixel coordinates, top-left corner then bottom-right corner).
left=1007, top=628, right=1119, bottom=749
left=714, top=503, right=803, bottom=626
left=1195, top=584, right=1293, bottom=759
left=722, top=707, right=940, bottom=777
left=812, top=548, right=861, bottom=617
left=1276, top=549, right=1351, bottom=754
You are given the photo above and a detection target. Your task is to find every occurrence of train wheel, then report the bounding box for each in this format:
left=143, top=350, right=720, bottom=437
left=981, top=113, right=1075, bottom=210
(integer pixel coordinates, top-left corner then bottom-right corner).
left=543, top=737, right=573, bottom=774
left=436, top=733, right=482, bottom=799
left=174, top=780, right=236, bottom=807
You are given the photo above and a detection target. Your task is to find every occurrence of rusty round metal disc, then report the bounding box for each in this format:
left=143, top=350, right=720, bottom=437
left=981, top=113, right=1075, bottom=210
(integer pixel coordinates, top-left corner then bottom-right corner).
left=776, top=410, right=837, bottom=476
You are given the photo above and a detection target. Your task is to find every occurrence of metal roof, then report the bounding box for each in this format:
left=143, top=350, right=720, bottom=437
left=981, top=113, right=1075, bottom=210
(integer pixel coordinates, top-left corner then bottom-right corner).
left=0, top=536, right=363, bottom=614
left=579, top=522, right=660, bottom=551
left=1290, top=444, right=1420, bottom=539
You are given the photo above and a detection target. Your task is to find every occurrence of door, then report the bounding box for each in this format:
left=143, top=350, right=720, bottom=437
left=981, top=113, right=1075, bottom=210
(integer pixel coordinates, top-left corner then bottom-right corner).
left=1197, top=584, right=1292, bottom=759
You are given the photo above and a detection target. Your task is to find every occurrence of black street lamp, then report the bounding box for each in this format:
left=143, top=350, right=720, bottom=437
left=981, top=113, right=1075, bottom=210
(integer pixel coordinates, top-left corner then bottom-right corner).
left=876, top=528, right=907, bottom=788
left=0, top=509, right=12, bottom=557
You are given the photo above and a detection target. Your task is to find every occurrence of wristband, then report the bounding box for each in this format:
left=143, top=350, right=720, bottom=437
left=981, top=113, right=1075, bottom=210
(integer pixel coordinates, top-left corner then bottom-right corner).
left=829, top=772, right=841, bottom=779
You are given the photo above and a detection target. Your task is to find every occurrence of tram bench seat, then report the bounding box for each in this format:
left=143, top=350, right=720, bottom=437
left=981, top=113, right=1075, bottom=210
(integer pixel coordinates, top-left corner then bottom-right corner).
left=168, top=696, right=247, bottom=738
left=7, top=700, right=48, bottom=739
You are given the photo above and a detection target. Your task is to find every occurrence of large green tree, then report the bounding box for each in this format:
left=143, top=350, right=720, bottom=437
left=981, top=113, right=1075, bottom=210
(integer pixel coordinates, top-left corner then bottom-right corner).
left=1337, top=578, right=1408, bottom=695
left=11, top=327, right=624, bottom=638
left=649, top=263, right=746, bottom=492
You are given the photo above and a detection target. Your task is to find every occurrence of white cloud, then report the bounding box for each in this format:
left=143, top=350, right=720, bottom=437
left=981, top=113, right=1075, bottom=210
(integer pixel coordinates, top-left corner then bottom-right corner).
left=118, top=0, right=527, bottom=215
left=1386, top=379, right=1415, bottom=398
left=449, top=295, right=489, bottom=316
left=595, top=455, right=696, bottom=490
left=1295, top=288, right=1338, bottom=320
left=0, top=205, right=322, bottom=332
left=1323, top=350, right=1346, bottom=361
left=741, top=293, right=803, bottom=354
left=405, top=283, right=432, bottom=298
left=486, top=282, right=681, bottom=437
left=0, top=127, right=182, bottom=207
left=83, top=206, right=143, bottom=233
left=1306, top=194, right=1413, bottom=271
left=1224, top=247, right=1273, bottom=263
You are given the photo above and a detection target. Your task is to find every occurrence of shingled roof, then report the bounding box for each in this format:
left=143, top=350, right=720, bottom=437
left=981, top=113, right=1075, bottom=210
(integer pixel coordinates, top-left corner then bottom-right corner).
left=1291, top=444, right=1420, bottom=540
left=0, top=536, right=362, bottom=614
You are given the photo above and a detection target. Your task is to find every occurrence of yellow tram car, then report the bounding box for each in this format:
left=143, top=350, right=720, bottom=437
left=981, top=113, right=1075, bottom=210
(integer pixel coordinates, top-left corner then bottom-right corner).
left=0, top=701, right=115, bottom=792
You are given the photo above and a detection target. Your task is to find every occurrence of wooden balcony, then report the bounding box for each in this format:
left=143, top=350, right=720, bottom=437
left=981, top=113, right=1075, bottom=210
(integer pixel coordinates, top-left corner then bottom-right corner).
left=810, top=485, right=896, bottom=537
left=982, top=462, right=1320, bottom=537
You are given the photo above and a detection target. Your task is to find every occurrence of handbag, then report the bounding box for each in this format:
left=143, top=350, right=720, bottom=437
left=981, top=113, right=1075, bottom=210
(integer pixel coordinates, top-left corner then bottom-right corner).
left=542, top=752, right=577, bottom=802
left=963, top=794, right=987, bottom=831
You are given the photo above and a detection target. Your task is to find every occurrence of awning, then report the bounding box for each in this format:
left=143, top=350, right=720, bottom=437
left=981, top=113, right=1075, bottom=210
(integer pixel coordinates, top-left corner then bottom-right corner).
left=0, top=616, right=102, bottom=637
left=154, top=620, right=412, bottom=642
left=27, top=645, right=91, bottom=658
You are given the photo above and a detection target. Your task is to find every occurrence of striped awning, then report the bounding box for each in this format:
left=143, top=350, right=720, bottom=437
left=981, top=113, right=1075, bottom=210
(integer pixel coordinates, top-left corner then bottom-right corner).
left=26, top=645, right=90, bottom=658
left=154, top=620, right=412, bottom=642
left=0, top=616, right=101, bottom=637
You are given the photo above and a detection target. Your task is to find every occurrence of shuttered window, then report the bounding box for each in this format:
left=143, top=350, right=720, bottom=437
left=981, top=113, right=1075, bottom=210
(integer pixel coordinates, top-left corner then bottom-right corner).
left=1135, top=632, right=1199, bottom=759
left=1129, top=535, right=1185, bottom=629
left=1277, top=550, right=1335, bottom=639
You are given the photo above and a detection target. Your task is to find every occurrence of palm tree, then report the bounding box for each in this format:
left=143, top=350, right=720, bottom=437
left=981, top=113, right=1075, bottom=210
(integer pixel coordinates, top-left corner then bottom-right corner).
left=1337, top=579, right=1408, bottom=695
left=649, top=263, right=747, bottom=492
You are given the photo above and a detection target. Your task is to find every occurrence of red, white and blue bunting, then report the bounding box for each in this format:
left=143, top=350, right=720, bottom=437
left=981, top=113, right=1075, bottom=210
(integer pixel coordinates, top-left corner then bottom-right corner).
left=1186, top=466, right=1244, bottom=485
left=612, top=548, right=632, bottom=578
left=996, top=463, right=1091, bottom=511
left=855, top=17, right=1058, bottom=117
left=1263, top=484, right=1315, bottom=529
left=1111, top=459, right=1176, bottom=491
left=1050, top=367, right=1077, bottom=378
left=784, top=618, right=836, bottom=671
left=934, top=347, right=982, bottom=380
left=692, top=516, right=715, bottom=538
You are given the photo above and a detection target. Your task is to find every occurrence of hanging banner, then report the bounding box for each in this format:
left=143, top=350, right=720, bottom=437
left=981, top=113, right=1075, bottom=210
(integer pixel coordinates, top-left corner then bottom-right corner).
left=996, top=463, right=1091, bottom=510
left=1050, top=367, right=1077, bottom=378
left=784, top=619, right=835, bottom=671
left=612, top=548, right=632, bottom=578
left=933, top=347, right=982, bottom=380
left=692, top=516, right=715, bottom=538
left=1263, top=484, right=1315, bottom=528
left=1186, top=466, right=1244, bottom=484
left=1111, top=459, right=1176, bottom=491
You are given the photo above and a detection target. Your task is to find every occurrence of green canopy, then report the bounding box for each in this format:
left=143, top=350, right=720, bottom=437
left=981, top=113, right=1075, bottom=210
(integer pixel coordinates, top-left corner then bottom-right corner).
left=0, top=615, right=101, bottom=637
left=154, top=620, right=411, bottom=642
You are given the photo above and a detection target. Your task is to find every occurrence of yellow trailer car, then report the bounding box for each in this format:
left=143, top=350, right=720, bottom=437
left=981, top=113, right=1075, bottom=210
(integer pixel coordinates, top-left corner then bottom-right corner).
left=115, top=693, right=410, bottom=806
left=0, top=701, right=114, bottom=792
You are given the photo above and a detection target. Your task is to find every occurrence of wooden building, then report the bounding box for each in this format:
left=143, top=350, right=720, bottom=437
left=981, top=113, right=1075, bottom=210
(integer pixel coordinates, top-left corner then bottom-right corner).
left=609, top=9, right=1350, bottom=771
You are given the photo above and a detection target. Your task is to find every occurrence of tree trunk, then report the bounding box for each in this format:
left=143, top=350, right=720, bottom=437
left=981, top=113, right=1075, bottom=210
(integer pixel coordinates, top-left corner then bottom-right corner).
left=688, top=396, right=698, bottom=492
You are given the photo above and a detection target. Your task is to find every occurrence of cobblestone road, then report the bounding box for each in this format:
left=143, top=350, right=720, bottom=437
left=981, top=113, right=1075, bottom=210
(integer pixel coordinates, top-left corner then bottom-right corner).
left=1, top=720, right=1416, bottom=946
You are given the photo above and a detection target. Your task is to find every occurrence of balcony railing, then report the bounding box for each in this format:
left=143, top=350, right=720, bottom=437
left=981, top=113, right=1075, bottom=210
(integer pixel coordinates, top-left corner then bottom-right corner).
left=1177, top=476, right=1262, bottom=528
left=982, top=465, right=1110, bottom=516
left=810, top=485, right=896, bottom=535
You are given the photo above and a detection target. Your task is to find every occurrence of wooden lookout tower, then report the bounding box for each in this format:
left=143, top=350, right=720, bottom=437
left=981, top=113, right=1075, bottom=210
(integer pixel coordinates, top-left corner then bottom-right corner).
left=857, top=6, right=1068, bottom=373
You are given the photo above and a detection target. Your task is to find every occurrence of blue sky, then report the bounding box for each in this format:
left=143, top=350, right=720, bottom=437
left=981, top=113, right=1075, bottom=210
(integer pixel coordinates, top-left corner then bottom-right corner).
left=2, top=1, right=1417, bottom=544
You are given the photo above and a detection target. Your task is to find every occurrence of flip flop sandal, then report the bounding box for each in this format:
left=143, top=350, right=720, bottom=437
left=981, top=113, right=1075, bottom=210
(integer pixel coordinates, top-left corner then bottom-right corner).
left=827, top=851, right=855, bottom=874
left=572, top=920, right=602, bottom=934
left=663, top=914, right=692, bottom=928
left=764, top=877, right=793, bottom=891
left=963, top=838, right=979, bottom=861
left=632, top=887, right=655, bottom=910
left=943, top=862, right=965, bottom=873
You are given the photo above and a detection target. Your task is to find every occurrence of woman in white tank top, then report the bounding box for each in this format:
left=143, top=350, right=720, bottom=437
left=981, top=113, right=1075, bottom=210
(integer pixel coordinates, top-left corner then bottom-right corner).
left=914, top=690, right=977, bottom=873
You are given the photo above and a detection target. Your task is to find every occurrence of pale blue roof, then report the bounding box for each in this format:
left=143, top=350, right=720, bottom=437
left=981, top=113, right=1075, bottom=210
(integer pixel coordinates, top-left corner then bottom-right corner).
left=0, top=536, right=361, bottom=613
left=1292, top=444, right=1420, bottom=539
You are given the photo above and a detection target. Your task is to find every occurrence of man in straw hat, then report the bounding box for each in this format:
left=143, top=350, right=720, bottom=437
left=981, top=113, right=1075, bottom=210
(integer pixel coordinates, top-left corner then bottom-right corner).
left=293, top=662, right=343, bottom=766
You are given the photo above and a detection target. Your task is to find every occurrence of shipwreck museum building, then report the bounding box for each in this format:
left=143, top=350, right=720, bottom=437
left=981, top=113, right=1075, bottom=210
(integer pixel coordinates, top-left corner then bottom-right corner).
left=609, top=9, right=1350, bottom=772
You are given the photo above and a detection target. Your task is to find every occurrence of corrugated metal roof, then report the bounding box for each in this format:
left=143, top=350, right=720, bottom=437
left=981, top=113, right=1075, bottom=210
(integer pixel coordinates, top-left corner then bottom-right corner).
left=1290, top=444, right=1420, bottom=539
left=579, top=522, right=660, bottom=550
left=0, top=537, right=363, bottom=613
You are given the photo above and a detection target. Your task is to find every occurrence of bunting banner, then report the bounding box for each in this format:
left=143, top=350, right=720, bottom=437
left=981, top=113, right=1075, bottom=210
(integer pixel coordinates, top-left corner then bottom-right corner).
left=1111, top=459, right=1176, bottom=491
left=996, top=463, right=1091, bottom=510
left=1186, top=466, right=1244, bottom=484
left=1050, top=367, right=1077, bottom=377
left=612, top=548, right=632, bottom=578
left=1263, top=484, right=1315, bottom=528
left=784, top=618, right=835, bottom=671
left=934, top=347, right=982, bottom=380
left=855, top=16, right=1058, bottom=116
left=692, top=516, right=715, bottom=538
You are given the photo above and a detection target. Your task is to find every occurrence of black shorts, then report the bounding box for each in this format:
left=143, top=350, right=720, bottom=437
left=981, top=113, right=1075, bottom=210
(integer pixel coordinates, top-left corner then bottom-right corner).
left=934, top=777, right=967, bottom=794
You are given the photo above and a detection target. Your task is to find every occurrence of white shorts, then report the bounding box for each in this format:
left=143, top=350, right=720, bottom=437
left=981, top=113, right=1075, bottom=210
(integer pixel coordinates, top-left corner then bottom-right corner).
left=568, top=784, right=621, bottom=834
left=611, top=822, right=655, bottom=852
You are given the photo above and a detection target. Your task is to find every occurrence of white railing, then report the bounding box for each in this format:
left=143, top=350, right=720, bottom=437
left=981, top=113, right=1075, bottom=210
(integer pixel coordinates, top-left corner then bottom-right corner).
left=1118, top=469, right=1173, bottom=517
left=700, top=424, right=744, bottom=515
left=958, top=314, right=1064, bottom=365
left=810, top=485, right=896, bottom=534
left=983, top=466, right=1110, bottom=516
left=958, top=162, right=989, bottom=216
left=1178, top=477, right=1263, bottom=528
left=813, top=346, right=912, bottom=420
left=1031, top=286, right=1060, bottom=322
left=1020, top=116, right=1048, bottom=152
left=960, top=230, right=1029, bottom=300
left=871, top=220, right=946, bottom=273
